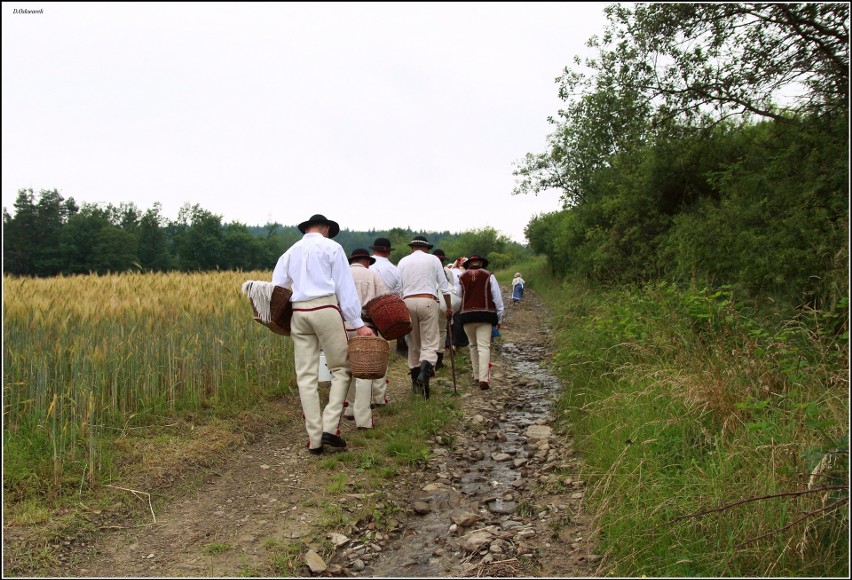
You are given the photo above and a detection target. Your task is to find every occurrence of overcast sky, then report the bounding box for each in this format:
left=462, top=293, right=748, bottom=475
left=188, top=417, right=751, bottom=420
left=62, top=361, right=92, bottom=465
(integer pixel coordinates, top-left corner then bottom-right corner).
left=2, top=2, right=613, bottom=243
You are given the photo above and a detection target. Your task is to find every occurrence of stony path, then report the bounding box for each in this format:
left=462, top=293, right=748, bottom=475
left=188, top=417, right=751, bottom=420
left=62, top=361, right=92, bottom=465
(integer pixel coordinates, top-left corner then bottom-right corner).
left=358, top=288, right=600, bottom=577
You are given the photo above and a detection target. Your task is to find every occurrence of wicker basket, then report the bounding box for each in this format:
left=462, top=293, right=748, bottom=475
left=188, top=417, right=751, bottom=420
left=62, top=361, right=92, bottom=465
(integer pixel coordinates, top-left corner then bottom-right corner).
left=246, top=283, right=293, bottom=336
left=365, top=293, right=412, bottom=340
left=348, top=336, right=390, bottom=379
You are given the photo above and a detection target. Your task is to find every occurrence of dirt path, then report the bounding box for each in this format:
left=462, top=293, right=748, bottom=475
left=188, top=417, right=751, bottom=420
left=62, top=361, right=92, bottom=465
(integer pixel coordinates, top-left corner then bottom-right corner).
left=60, top=289, right=600, bottom=577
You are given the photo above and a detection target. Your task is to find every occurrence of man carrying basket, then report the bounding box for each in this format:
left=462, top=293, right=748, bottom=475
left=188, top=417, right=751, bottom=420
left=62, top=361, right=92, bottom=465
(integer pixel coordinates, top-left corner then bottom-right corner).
left=342, top=248, right=388, bottom=429
left=272, top=214, right=375, bottom=455
left=368, top=237, right=401, bottom=406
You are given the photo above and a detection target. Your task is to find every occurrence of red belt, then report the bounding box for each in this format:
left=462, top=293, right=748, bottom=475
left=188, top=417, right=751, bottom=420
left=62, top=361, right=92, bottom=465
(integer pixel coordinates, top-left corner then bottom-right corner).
left=404, top=293, right=438, bottom=302
left=292, top=304, right=343, bottom=319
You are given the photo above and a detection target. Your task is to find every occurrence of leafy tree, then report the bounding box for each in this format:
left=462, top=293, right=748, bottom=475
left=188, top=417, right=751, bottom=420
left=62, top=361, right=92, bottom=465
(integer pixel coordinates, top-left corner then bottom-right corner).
left=513, top=2, right=849, bottom=206
left=663, top=117, right=848, bottom=304
left=221, top=222, right=267, bottom=270
left=107, top=202, right=142, bottom=231
left=137, top=203, right=172, bottom=271
left=91, top=225, right=138, bottom=273
left=60, top=204, right=113, bottom=274
left=443, top=227, right=511, bottom=262
left=60, top=202, right=140, bottom=274
left=2, top=190, right=39, bottom=275
left=168, top=203, right=225, bottom=271
left=611, top=3, right=849, bottom=124
left=385, top=227, right=416, bottom=264
left=514, top=1, right=848, bottom=306
left=3, top=189, right=78, bottom=276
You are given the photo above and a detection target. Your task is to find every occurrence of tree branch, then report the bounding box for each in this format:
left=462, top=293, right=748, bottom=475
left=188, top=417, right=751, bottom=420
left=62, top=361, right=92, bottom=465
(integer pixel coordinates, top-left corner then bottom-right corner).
left=736, top=497, right=848, bottom=549
left=652, top=485, right=848, bottom=530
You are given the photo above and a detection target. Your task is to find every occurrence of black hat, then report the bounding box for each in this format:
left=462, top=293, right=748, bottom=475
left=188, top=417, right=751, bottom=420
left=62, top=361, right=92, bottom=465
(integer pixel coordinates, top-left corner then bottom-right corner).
left=298, top=214, right=340, bottom=238
left=407, top=235, right=433, bottom=250
left=370, top=237, right=394, bottom=251
left=463, top=254, right=489, bottom=269
left=433, top=249, right=447, bottom=262
left=348, top=248, right=376, bottom=265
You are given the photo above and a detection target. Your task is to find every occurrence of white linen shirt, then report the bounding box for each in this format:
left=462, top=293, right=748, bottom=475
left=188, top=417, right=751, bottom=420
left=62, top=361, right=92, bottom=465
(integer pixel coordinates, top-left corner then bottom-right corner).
left=271, top=233, right=365, bottom=328
left=370, top=255, right=401, bottom=294
left=398, top=250, right=452, bottom=299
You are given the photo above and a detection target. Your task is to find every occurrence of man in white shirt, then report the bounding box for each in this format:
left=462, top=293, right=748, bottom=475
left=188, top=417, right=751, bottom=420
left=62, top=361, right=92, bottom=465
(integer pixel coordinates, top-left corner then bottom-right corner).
left=369, top=237, right=401, bottom=294
left=343, top=248, right=387, bottom=428
left=368, top=237, right=401, bottom=406
left=397, top=236, right=453, bottom=399
left=272, top=214, right=375, bottom=455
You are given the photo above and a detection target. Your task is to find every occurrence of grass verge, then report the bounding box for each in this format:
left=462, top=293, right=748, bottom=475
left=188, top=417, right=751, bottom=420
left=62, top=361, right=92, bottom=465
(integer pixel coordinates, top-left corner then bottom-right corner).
left=525, top=259, right=848, bottom=577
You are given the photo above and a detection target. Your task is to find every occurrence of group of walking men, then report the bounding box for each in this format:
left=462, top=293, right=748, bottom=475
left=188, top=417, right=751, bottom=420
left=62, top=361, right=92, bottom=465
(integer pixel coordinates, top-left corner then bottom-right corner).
left=271, top=213, right=504, bottom=455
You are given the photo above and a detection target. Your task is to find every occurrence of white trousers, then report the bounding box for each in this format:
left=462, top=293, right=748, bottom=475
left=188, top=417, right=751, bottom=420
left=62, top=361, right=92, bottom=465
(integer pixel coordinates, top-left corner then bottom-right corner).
left=371, top=373, right=390, bottom=406
left=463, top=322, right=493, bottom=383
left=404, top=297, right=440, bottom=369
left=290, top=295, right=351, bottom=449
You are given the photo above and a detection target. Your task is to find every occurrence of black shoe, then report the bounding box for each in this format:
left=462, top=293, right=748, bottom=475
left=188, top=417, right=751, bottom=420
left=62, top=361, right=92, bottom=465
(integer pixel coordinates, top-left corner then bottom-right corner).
left=308, top=446, right=324, bottom=455
left=435, top=353, right=444, bottom=371
left=410, top=368, right=420, bottom=392
left=417, top=361, right=433, bottom=400
left=321, top=432, right=347, bottom=448
left=479, top=381, right=490, bottom=390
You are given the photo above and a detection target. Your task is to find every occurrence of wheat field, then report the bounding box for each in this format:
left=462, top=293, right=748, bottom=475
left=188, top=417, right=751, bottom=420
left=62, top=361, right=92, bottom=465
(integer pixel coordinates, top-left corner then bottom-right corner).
left=3, top=271, right=295, bottom=487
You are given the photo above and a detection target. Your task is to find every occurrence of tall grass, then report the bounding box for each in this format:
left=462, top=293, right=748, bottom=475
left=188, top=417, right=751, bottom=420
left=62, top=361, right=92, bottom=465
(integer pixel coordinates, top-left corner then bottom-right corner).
left=525, top=260, right=848, bottom=577
left=3, top=271, right=295, bottom=500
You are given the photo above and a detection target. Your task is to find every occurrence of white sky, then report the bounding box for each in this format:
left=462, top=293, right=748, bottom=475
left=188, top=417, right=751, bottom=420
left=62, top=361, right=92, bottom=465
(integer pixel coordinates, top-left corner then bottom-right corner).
left=2, top=1, right=612, bottom=243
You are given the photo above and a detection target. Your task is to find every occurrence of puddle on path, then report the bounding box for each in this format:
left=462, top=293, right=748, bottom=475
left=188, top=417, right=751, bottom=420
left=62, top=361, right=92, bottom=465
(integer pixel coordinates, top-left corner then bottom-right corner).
left=366, top=339, right=563, bottom=577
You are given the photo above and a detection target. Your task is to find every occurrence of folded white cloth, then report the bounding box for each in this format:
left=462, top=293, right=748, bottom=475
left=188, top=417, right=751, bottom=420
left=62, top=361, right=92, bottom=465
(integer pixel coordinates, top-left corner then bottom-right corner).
left=241, top=280, right=275, bottom=323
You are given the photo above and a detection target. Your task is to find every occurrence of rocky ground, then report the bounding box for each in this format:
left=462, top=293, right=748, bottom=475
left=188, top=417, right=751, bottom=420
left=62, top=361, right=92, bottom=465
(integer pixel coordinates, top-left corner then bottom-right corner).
left=21, top=289, right=601, bottom=578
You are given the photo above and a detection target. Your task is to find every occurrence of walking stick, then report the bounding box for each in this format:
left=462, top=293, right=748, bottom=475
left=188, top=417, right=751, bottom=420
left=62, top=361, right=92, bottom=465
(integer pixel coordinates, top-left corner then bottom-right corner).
left=447, top=316, right=457, bottom=394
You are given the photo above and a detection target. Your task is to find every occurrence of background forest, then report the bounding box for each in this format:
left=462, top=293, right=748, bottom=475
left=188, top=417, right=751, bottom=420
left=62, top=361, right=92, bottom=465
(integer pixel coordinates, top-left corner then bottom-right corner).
left=2, top=193, right=531, bottom=276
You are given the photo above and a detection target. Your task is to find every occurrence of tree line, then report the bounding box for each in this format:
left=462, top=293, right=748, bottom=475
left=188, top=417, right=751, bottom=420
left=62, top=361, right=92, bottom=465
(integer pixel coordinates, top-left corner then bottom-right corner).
left=516, top=2, right=848, bottom=311
left=2, top=192, right=531, bottom=277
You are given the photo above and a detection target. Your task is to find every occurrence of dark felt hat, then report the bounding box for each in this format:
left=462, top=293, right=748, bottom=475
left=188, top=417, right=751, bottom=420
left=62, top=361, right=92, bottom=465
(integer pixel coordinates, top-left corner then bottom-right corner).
left=463, top=254, right=489, bottom=269
left=370, top=237, right=394, bottom=251
left=298, top=214, right=340, bottom=238
left=433, top=249, right=447, bottom=262
left=348, top=248, right=376, bottom=265
left=407, top=235, right=433, bottom=250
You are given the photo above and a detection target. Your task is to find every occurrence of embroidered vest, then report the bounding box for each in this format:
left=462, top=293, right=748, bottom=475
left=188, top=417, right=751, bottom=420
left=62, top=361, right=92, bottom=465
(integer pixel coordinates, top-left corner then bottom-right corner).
left=459, top=268, right=498, bottom=325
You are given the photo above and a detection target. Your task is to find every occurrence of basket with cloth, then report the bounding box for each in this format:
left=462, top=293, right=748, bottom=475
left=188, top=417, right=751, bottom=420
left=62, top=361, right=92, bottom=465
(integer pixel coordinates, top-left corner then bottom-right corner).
left=241, top=280, right=293, bottom=335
